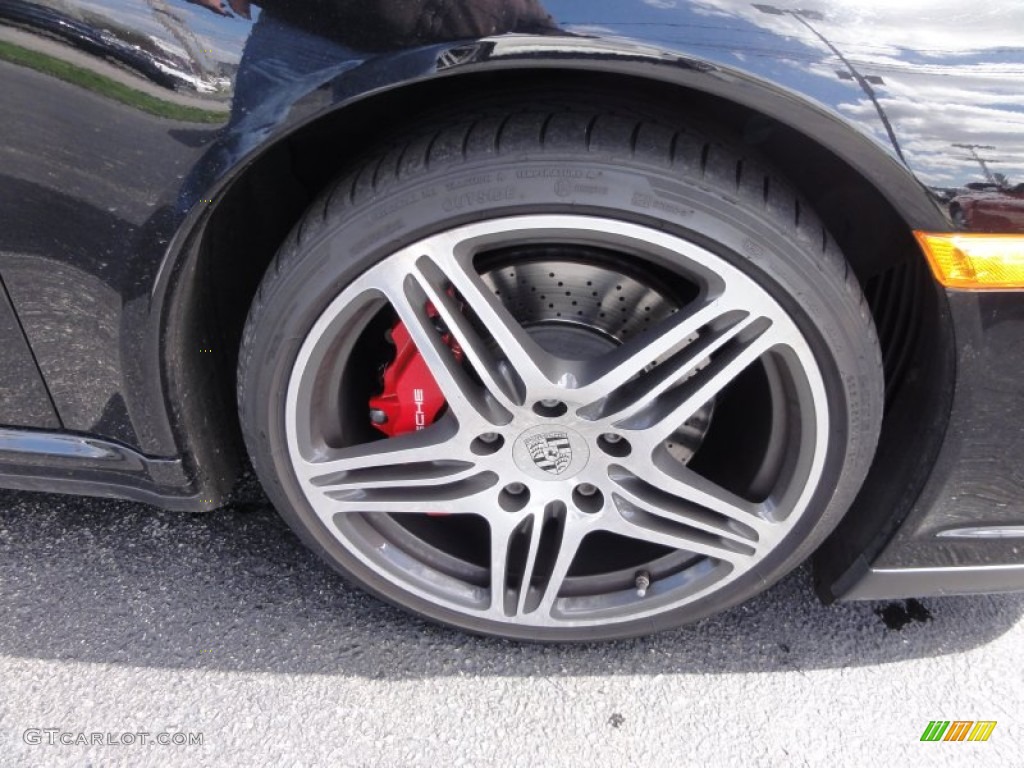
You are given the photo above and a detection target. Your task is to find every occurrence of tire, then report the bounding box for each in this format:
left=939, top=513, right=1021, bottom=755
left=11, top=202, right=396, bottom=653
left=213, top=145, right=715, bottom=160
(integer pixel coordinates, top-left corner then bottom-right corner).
left=238, top=96, right=883, bottom=641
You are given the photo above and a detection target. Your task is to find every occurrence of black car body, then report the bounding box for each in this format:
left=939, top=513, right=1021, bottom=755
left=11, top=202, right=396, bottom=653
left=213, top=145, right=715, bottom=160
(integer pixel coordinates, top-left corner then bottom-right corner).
left=2, top=0, right=1023, bottom=637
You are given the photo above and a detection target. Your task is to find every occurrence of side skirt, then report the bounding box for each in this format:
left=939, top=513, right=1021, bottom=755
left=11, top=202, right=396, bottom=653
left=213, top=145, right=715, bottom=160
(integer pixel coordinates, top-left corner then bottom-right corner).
left=0, top=428, right=218, bottom=511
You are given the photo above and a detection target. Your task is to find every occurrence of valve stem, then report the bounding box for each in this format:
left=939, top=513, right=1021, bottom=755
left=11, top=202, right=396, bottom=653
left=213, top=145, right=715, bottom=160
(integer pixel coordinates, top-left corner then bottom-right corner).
left=635, top=571, right=651, bottom=598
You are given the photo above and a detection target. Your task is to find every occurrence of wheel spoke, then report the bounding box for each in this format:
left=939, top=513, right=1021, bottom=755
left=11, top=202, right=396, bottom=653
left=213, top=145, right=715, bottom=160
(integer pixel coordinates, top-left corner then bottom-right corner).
left=488, top=503, right=583, bottom=618
left=617, top=317, right=783, bottom=441
left=411, top=242, right=559, bottom=401
left=617, top=449, right=776, bottom=535
left=294, top=423, right=498, bottom=514
left=576, top=302, right=757, bottom=424
left=377, top=270, right=510, bottom=428
left=573, top=294, right=737, bottom=402
left=313, top=459, right=481, bottom=492
left=604, top=496, right=756, bottom=566
left=512, top=515, right=546, bottom=617
left=606, top=462, right=770, bottom=548
left=293, top=420, right=461, bottom=485
left=312, top=461, right=495, bottom=520
left=326, top=472, right=499, bottom=515
left=530, top=523, right=587, bottom=618
left=488, top=516, right=533, bottom=617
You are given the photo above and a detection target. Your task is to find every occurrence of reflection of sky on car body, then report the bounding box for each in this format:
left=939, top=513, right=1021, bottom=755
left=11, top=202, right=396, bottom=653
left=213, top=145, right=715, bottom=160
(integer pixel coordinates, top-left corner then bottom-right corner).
left=69, top=0, right=252, bottom=63
left=685, top=0, right=1024, bottom=187
left=28, top=0, right=1023, bottom=188
left=552, top=0, right=1024, bottom=188
left=552, top=0, right=902, bottom=171
left=552, top=1, right=861, bottom=104
left=680, top=0, right=1024, bottom=57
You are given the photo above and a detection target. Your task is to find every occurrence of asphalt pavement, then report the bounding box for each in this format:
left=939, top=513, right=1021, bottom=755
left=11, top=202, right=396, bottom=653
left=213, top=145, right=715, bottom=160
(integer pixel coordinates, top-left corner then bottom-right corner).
left=1, top=476, right=1021, bottom=767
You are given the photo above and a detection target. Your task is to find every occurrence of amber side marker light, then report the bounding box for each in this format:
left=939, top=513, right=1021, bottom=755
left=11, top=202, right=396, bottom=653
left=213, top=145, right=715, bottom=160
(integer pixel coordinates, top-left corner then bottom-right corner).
left=914, top=231, right=1024, bottom=289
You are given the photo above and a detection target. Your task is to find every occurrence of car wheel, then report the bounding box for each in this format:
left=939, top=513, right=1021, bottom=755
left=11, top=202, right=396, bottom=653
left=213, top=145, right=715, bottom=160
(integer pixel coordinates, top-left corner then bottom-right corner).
left=238, top=100, right=883, bottom=641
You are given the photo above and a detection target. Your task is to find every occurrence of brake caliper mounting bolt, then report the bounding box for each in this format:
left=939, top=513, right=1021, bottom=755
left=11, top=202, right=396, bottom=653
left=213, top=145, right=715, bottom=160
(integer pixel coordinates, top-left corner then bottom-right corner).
left=369, top=409, right=388, bottom=425
left=506, top=482, right=526, bottom=495
left=577, top=483, right=598, bottom=496
left=635, top=571, right=651, bottom=598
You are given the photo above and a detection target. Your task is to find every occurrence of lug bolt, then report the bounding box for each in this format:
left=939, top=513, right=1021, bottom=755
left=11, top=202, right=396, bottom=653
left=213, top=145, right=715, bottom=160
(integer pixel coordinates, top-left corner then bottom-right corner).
left=539, top=398, right=561, bottom=407
left=598, top=433, right=631, bottom=458
left=369, top=409, right=388, bottom=424
left=479, top=432, right=500, bottom=443
left=635, top=571, right=651, bottom=598
left=576, top=482, right=598, bottom=496
left=506, top=482, right=526, bottom=495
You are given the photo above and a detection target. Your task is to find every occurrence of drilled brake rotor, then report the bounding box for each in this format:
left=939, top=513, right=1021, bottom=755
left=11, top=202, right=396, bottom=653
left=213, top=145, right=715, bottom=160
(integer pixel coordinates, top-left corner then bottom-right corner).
left=480, top=256, right=713, bottom=464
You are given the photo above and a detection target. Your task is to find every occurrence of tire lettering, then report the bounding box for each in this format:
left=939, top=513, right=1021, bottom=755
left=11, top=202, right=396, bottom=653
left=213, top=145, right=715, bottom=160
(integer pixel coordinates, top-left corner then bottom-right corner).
left=442, top=186, right=516, bottom=211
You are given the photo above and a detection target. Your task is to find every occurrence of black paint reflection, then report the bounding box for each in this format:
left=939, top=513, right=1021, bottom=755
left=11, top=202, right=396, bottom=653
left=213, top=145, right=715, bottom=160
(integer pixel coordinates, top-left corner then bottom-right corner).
left=180, top=0, right=561, bottom=210
left=0, top=0, right=1022, bottom=462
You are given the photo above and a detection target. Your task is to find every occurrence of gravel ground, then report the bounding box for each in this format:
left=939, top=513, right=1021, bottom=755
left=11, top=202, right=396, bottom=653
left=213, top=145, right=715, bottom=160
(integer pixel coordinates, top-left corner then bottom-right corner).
left=0, top=477, right=1021, bottom=767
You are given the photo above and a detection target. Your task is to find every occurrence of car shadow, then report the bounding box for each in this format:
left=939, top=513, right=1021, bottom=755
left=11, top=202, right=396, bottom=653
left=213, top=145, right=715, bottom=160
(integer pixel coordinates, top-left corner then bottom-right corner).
left=1, top=481, right=1021, bottom=678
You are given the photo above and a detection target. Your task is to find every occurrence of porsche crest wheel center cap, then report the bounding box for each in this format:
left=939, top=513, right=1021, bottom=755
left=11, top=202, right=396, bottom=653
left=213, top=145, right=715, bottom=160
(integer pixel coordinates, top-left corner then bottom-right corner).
left=512, top=424, right=590, bottom=481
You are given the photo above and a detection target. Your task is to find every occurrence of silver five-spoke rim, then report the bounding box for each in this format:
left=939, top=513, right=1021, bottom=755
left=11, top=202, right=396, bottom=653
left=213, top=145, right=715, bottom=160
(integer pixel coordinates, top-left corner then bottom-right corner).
left=285, top=215, right=829, bottom=629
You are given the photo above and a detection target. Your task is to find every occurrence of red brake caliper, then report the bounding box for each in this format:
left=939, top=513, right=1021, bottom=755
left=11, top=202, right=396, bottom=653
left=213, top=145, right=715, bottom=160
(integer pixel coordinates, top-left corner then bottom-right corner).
left=368, top=302, right=463, bottom=437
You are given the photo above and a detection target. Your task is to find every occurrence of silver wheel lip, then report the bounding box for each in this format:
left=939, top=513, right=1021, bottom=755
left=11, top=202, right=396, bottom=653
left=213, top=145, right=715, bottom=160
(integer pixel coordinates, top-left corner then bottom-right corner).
left=284, top=214, right=831, bottom=629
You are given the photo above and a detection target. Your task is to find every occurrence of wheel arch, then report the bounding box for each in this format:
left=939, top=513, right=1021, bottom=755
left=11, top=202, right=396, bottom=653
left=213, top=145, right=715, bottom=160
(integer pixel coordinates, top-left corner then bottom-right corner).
left=160, top=50, right=955, bottom=573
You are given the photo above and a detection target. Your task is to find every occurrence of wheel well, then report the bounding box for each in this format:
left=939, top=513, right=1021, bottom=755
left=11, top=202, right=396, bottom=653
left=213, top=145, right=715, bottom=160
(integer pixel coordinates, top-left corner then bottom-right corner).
left=181, top=69, right=952, bottom=558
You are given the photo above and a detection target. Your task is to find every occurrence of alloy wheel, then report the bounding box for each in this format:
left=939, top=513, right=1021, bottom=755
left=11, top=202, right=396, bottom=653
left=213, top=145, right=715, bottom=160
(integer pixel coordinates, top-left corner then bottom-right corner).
left=283, top=214, right=829, bottom=630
